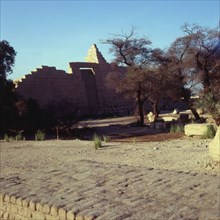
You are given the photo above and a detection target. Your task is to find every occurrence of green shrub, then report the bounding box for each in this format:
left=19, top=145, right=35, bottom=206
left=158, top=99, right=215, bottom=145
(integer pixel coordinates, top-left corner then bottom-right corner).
left=202, top=125, right=216, bottom=139
left=15, top=132, right=24, bottom=141
left=35, top=130, right=46, bottom=141
left=93, top=134, right=102, bottom=149
left=4, top=134, right=10, bottom=142
left=103, top=134, right=110, bottom=143
left=170, top=124, right=184, bottom=133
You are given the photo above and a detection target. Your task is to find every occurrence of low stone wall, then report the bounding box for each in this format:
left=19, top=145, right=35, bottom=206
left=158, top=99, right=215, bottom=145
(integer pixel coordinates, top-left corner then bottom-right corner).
left=0, top=193, right=79, bottom=220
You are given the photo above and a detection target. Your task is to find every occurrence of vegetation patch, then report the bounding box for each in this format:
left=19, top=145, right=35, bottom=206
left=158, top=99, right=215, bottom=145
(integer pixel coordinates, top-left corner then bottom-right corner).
left=202, top=125, right=216, bottom=139
left=170, top=124, right=184, bottom=133
left=35, top=130, right=46, bottom=141
left=93, top=134, right=102, bottom=149
left=103, top=134, right=110, bottom=143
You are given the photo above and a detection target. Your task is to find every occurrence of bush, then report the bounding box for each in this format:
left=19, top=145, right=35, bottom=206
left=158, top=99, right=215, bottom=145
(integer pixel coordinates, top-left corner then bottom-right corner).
left=4, top=134, right=10, bottom=142
left=103, top=134, right=110, bottom=143
left=15, top=132, right=24, bottom=141
left=93, top=134, right=102, bottom=149
left=35, top=130, right=46, bottom=141
left=202, top=125, right=216, bottom=139
left=170, top=124, right=184, bottom=133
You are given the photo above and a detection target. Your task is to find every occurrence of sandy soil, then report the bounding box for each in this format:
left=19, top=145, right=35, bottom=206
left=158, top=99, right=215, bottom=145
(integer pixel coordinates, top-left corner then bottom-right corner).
left=0, top=114, right=220, bottom=219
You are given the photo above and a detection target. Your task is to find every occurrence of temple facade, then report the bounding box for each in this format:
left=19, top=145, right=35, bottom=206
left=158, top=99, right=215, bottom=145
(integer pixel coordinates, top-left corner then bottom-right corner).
left=15, top=45, right=134, bottom=117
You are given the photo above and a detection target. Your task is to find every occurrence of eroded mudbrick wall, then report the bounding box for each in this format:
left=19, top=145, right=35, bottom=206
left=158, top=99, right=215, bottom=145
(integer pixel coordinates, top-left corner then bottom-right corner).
left=15, top=44, right=134, bottom=116
left=0, top=193, right=77, bottom=220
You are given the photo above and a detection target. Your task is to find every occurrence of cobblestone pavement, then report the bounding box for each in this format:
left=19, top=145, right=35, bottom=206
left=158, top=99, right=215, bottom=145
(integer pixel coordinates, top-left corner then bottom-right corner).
left=0, top=140, right=220, bottom=219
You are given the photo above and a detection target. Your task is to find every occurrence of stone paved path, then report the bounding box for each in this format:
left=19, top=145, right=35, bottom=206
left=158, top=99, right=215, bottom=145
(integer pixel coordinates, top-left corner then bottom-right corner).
left=1, top=159, right=220, bottom=220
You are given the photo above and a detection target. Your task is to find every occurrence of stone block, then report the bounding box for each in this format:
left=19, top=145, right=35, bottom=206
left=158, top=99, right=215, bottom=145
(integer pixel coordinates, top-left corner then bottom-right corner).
left=5, top=203, right=11, bottom=212
left=161, top=116, right=177, bottom=122
left=209, top=127, right=220, bottom=162
left=9, top=212, right=15, bottom=220
left=0, top=193, right=4, bottom=203
left=184, top=123, right=214, bottom=136
left=16, top=198, right=22, bottom=207
left=21, top=199, right=28, bottom=207
left=66, top=210, right=75, bottom=220
left=50, top=206, right=58, bottom=217
left=45, top=214, right=59, bottom=220
left=4, top=195, right=10, bottom=202
left=32, top=211, right=46, bottom=220
left=10, top=196, right=17, bottom=204
left=29, top=201, right=36, bottom=211
left=10, top=205, right=18, bottom=214
left=75, top=214, right=84, bottom=220
left=3, top=212, right=9, bottom=219
left=43, top=204, right=50, bottom=214
left=58, top=208, right=66, bottom=220
left=36, top=202, right=43, bottom=212
left=14, top=213, right=22, bottom=220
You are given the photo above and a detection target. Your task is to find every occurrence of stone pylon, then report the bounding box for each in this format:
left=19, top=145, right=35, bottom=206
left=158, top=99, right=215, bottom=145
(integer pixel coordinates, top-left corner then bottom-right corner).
left=85, top=44, right=107, bottom=64
left=209, top=126, right=220, bottom=162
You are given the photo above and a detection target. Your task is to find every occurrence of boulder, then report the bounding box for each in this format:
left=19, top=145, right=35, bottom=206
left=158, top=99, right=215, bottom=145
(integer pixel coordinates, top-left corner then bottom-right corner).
left=184, top=123, right=215, bottom=136
left=209, top=127, right=220, bottom=162
left=173, top=109, right=179, bottom=114
left=147, top=112, right=155, bottom=123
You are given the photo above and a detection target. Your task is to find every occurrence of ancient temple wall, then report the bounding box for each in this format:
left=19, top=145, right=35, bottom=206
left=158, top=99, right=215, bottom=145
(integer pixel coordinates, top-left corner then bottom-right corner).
left=16, top=66, right=89, bottom=115
left=15, top=45, right=135, bottom=117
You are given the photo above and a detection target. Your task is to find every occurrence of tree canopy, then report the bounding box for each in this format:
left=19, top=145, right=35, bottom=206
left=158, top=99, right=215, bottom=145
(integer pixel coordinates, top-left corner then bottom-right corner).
left=0, top=40, right=16, bottom=80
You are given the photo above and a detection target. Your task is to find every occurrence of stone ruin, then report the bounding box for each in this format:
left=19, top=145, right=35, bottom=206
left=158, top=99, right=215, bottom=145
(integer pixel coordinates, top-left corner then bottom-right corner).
left=15, top=44, right=134, bottom=117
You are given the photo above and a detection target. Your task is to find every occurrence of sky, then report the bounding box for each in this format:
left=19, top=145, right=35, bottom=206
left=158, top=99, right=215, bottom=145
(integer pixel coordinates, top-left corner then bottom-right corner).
left=1, top=0, right=219, bottom=80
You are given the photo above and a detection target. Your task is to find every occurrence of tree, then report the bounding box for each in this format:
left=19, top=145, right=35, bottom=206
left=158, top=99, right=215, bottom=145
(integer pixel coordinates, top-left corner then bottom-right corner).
left=169, top=24, right=220, bottom=125
left=167, top=33, right=202, bottom=121
left=148, top=48, right=183, bottom=118
left=106, top=66, right=153, bottom=125
left=0, top=40, right=17, bottom=132
left=104, top=30, right=152, bottom=125
left=0, top=40, right=16, bottom=80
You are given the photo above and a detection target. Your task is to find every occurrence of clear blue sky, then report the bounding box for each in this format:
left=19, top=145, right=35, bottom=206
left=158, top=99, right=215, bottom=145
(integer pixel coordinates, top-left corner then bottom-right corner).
left=1, top=0, right=219, bottom=80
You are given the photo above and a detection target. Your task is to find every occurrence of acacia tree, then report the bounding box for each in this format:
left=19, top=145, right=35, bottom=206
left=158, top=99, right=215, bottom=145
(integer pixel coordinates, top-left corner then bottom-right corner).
left=104, top=31, right=183, bottom=124
left=104, top=30, right=153, bottom=125
left=169, top=24, right=220, bottom=125
left=147, top=48, right=184, bottom=118
left=167, top=33, right=202, bottom=121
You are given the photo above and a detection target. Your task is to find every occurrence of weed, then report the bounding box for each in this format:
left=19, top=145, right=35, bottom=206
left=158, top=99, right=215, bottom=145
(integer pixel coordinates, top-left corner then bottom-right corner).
left=103, top=134, right=110, bottom=143
left=170, top=124, right=184, bottom=133
left=15, top=132, right=24, bottom=141
left=4, top=134, right=10, bottom=142
left=93, top=134, right=102, bottom=149
left=35, top=130, right=46, bottom=141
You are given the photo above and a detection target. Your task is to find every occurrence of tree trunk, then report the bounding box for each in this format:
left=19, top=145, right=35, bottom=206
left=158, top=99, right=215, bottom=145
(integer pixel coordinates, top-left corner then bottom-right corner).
left=148, top=94, right=159, bottom=121
left=182, top=88, right=201, bottom=121
left=137, top=100, right=144, bottom=126
left=136, top=83, right=144, bottom=126
left=152, top=101, right=159, bottom=120
left=189, top=106, right=201, bottom=121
